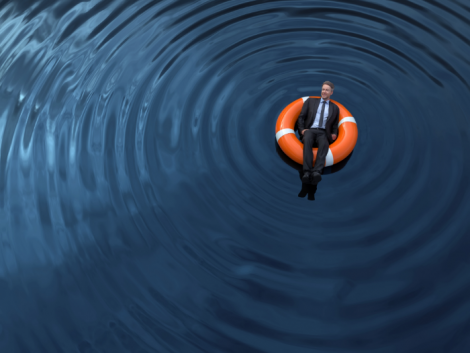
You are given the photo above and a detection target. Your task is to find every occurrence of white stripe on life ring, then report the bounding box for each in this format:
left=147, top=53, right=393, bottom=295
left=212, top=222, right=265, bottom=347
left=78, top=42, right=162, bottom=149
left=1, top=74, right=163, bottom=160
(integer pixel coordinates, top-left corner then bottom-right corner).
left=325, top=148, right=334, bottom=167
left=276, top=128, right=295, bottom=142
left=338, top=116, right=356, bottom=127
left=302, top=96, right=309, bottom=102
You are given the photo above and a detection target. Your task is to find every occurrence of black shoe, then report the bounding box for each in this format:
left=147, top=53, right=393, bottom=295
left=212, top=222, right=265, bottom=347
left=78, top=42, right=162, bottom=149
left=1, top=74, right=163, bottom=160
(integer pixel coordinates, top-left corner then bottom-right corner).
left=311, top=172, right=322, bottom=185
left=298, top=186, right=308, bottom=198
left=307, top=190, right=316, bottom=200
left=302, top=172, right=311, bottom=184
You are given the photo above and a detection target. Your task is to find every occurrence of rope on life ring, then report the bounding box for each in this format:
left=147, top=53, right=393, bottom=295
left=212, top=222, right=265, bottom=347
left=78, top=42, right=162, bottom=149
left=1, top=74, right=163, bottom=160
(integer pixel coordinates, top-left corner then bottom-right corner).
left=275, top=96, right=358, bottom=166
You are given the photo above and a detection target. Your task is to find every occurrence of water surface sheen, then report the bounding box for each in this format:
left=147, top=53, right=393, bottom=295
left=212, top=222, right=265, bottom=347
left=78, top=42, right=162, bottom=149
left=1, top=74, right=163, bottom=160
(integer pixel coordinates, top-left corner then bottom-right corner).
left=1, top=0, right=470, bottom=352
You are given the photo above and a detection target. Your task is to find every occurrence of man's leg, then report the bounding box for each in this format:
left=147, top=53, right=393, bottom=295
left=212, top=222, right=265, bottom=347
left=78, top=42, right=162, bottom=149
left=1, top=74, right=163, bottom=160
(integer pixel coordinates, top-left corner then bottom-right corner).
left=313, top=132, right=329, bottom=175
left=302, top=129, right=315, bottom=174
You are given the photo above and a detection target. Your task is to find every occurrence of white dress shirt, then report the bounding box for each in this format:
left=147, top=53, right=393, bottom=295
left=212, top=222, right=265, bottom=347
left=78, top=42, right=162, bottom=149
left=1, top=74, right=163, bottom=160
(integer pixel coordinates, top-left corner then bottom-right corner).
left=310, top=99, right=329, bottom=129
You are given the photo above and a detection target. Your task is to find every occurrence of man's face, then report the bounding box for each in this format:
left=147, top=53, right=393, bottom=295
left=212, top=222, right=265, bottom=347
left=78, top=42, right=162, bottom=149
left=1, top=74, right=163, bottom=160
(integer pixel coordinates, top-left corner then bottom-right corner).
left=321, top=84, right=333, bottom=100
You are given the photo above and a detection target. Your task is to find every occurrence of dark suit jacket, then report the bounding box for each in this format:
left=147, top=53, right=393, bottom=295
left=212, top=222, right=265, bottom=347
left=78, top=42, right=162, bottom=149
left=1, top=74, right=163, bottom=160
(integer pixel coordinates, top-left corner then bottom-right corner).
left=297, top=98, right=339, bottom=144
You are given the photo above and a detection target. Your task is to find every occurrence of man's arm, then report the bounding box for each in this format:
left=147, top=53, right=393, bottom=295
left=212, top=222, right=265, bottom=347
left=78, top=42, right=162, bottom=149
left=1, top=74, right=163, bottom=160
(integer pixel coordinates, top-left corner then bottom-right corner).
left=297, top=99, right=309, bottom=134
left=331, top=105, right=339, bottom=139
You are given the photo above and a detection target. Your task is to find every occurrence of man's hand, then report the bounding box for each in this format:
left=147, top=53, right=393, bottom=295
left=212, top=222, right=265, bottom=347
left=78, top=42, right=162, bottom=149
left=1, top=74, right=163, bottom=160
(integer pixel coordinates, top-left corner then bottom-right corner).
left=302, top=129, right=307, bottom=135
left=332, top=134, right=337, bottom=141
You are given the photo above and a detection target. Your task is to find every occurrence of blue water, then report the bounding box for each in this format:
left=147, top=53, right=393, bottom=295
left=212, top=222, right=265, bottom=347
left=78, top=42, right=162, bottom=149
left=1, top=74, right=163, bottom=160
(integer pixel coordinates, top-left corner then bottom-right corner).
left=1, top=0, right=470, bottom=352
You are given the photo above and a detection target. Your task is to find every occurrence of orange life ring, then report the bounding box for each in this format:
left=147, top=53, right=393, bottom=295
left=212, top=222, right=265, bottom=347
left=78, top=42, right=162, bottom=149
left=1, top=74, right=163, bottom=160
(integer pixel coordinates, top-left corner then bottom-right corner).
left=275, top=96, right=358, bottom=166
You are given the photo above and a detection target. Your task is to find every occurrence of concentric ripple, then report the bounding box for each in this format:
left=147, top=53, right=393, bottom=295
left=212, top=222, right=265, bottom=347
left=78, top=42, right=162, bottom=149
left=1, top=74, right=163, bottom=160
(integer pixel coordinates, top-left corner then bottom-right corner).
left=1, top=0, right=470, bottom=352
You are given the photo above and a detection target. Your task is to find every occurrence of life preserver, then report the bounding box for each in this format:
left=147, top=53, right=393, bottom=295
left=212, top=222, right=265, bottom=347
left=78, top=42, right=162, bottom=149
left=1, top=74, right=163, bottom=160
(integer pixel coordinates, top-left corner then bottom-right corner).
left=275, top=96, right=358, bottom=166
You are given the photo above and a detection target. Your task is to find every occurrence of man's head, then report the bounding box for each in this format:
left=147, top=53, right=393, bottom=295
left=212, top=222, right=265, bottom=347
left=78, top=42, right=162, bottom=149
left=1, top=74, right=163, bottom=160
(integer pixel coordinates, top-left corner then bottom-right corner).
left=321, top=81, right=334, bottom=101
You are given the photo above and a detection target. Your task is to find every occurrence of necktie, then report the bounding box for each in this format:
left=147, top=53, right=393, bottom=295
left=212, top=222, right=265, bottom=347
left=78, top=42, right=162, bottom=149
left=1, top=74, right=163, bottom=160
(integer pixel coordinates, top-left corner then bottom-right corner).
left=319, top=101, right=326, bottom=128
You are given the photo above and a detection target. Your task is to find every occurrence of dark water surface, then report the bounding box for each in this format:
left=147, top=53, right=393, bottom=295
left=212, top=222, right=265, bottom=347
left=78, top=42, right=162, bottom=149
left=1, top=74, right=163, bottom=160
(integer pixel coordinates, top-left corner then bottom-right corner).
left=1, top=0, right=470, bottom=352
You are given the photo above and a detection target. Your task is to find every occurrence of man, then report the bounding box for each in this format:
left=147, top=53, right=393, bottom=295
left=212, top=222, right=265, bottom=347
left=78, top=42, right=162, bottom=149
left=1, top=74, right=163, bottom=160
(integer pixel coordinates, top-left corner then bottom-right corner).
left=297, top=81, right=339, bottom=185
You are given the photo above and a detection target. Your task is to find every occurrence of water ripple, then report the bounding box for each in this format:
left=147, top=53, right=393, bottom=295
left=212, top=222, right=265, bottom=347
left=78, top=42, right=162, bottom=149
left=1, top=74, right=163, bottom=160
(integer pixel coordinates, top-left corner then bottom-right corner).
left=0, top=0, right=470, bottom=351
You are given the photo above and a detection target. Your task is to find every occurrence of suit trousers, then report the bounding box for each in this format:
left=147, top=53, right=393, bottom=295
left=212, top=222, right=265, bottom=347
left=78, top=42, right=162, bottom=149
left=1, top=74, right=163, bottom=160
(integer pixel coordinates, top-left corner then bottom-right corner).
left=302, top=128, right=329, bottom=174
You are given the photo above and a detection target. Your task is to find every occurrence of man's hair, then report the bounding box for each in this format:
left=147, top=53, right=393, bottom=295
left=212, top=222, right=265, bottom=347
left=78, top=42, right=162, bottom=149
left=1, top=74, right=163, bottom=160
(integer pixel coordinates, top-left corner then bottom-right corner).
left=323, top=81, right=334, bottom=90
